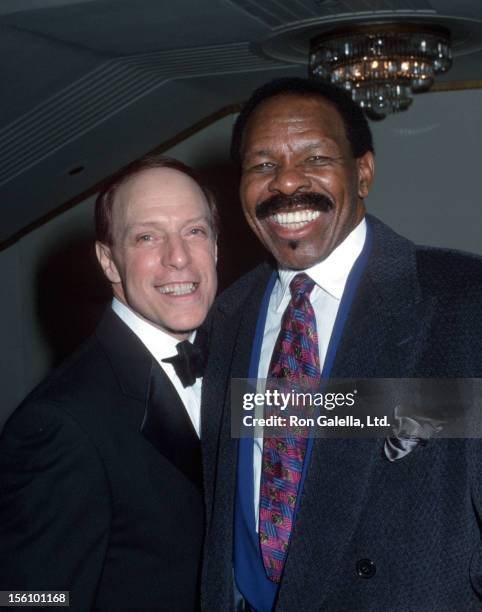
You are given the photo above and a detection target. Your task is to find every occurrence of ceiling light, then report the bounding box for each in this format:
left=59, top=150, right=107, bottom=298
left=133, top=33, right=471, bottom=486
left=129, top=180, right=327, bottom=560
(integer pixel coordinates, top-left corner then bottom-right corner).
left=309, top=23, right=452, bottom=119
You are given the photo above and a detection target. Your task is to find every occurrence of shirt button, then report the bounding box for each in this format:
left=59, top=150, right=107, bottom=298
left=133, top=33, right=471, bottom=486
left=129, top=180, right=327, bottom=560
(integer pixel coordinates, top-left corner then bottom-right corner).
left=356, top=558, right=376, bottom=579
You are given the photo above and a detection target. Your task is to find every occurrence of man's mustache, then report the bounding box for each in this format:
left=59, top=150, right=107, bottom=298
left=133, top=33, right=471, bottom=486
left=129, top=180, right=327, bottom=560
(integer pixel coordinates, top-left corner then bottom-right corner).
left=255, top=192, right=335, bottom=220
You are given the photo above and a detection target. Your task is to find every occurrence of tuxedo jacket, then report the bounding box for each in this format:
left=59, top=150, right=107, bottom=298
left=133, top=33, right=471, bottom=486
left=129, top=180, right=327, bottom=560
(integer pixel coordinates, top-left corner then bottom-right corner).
left=0, top=309, right=204, bottom=611
left=201, top=216, right=482, bottom=611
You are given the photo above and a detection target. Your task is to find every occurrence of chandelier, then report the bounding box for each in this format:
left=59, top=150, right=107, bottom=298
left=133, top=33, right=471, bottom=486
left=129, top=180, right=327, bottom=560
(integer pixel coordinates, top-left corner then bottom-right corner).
left=309, top=23, right=452, bottom=119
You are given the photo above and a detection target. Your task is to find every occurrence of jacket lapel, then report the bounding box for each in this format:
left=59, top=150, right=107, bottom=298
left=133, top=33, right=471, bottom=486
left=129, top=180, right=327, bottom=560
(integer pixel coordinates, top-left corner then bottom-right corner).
left=201, top=264, right=273, bottom=525
left=96, top=308, right=202, bottom=489
left=277, top=217, right=435, bottom=609
left=142, top=362, right=202, bottom=490
left=332, top=215, right=435, bottom=379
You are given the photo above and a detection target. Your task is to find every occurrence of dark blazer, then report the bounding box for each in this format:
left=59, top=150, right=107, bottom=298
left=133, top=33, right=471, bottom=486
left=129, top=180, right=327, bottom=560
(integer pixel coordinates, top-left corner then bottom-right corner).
left=201, top=216, right=482, bottom=611
left=0, top=309, right=204, bottom=611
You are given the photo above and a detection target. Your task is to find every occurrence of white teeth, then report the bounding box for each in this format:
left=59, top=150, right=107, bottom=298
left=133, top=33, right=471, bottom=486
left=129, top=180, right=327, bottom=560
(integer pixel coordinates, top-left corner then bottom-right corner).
left=158, top=283, right=196, bottom=296
left=272, top=209, right=321, bottom=228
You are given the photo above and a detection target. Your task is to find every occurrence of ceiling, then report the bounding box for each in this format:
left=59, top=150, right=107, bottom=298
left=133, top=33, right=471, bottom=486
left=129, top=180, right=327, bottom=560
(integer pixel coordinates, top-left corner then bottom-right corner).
left=2, top=0, right=482, bottom=245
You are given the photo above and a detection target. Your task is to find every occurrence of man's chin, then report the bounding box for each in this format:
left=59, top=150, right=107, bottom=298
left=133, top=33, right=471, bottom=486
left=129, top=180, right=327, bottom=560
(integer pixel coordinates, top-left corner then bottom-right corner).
left=164, top=315, right=206, bottom=338
left=270, top=242, right=328, bottom=270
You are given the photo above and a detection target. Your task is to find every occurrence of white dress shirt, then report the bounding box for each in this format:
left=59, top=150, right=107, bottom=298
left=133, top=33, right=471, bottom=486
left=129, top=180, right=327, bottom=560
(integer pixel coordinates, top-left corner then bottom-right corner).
left=112, top=298, right=202, bottom=437
left=253, top=218, right=367, bottom=528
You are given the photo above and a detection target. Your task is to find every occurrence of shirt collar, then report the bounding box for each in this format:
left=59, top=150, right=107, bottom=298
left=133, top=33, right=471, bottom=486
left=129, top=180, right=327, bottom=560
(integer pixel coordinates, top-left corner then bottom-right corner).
left=275, top=217, right=367, bottom=310
left=111, top=298, right=195, bottom=363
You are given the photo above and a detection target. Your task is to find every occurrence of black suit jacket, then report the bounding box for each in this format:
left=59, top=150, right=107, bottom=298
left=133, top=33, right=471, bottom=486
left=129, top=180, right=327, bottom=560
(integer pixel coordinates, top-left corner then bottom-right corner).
left=201, top=216, right=482, bottom=611
left=0, top=309, right=204, bottom=611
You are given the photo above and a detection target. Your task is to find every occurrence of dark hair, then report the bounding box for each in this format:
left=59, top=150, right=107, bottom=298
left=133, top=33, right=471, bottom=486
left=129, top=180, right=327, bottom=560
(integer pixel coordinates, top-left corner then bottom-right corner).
left=95, top=154, right=218, bottom=245
left=231, top=77, right=374, bottom=165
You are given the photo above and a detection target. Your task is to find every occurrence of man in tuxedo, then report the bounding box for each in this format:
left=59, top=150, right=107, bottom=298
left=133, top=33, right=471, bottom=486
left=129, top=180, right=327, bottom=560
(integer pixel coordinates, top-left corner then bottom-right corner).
left=201, top=78, right=482, bottom=611
left=0, top=155, right=218, bottom=610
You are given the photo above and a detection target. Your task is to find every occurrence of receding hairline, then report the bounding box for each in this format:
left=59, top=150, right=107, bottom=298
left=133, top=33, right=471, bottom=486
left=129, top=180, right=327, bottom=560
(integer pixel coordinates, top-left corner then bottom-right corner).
left=114, top=165, right=209, bottom=199
left=109, top=167, right=213, bottom=238
left=103, top=166, right=218, bottom=244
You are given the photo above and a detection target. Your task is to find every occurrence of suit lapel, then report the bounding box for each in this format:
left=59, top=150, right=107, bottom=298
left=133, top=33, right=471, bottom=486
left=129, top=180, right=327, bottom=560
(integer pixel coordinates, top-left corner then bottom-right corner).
left=201, top=264, right=273, bottom=524
left=333, top=276, right=435, bottom=380
left=96, top=309, right=202, bottom=489
left=332, top=216, right=435, bottom=379
left=277, top=217, right=435, bottom=609
left=142, top=362, right=202, bottom=490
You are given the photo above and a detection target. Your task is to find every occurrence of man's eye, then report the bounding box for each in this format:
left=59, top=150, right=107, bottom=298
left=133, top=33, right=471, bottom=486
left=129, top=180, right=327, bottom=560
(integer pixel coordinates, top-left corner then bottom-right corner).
left=306, top=155, right=331, bottom=164
left=249, top=161, right=275, bottom=172
left=189, top=227, right=207, bottom=236
left=136, top=234, right=152, bottom=242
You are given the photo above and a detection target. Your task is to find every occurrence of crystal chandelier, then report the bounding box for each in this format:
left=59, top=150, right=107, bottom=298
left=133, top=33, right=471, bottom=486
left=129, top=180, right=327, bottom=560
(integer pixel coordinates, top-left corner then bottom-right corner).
left=309, top=23, right=452, bottom=119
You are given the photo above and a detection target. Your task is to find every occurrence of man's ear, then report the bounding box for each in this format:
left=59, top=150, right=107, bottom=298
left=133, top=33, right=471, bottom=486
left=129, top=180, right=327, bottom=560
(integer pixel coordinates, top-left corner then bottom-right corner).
left=95, top=241, right=121, bottom=284
left=357, top=151, right=375, bottom=199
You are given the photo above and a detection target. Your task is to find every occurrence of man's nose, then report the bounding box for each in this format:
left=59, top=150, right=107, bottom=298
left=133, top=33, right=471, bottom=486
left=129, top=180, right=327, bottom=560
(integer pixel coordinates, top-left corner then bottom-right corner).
left=161, top=234, right=191, bottom=269
left=268, top=165, right=311, bottom=196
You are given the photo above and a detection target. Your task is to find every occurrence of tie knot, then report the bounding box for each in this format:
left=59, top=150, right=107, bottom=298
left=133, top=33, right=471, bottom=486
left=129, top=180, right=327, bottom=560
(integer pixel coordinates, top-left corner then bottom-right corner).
left=289, top=273, right=315, bottom=299
left=161, top=339, right=206, bottom=387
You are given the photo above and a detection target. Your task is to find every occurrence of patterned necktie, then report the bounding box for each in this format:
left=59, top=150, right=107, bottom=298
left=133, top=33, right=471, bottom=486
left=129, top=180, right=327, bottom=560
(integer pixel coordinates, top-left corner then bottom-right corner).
left=259, top=273, right=321, bottom=583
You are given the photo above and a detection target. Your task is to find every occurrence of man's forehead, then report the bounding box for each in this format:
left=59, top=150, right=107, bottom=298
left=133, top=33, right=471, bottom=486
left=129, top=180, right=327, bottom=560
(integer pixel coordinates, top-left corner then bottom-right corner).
left=242, top=93, right=348, bottom=150
left=118, top=167, right=198, bottom=200
left=250, top=93, right=342, bottom=122
left=111, top=168, right=208, bottom=231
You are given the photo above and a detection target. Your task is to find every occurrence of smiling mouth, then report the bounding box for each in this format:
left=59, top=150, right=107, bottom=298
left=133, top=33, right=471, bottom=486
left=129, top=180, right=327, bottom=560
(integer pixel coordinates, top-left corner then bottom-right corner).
left=158, top=282, right=198, bottom=296
left=270, top=209, right=322, bottom=230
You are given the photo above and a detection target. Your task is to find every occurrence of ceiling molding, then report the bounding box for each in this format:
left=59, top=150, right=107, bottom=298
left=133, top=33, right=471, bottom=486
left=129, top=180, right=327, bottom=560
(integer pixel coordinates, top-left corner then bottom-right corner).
left=0, top=42, right=292, bottom=188
left=229, top=0, right=438, bottom=28
left=0, top=102, right=240, bottom=251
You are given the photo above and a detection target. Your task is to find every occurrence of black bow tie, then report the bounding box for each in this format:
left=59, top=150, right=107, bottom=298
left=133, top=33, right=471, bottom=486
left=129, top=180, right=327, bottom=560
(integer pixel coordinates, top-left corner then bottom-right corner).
left=162, top=339, right=206, bottom=388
